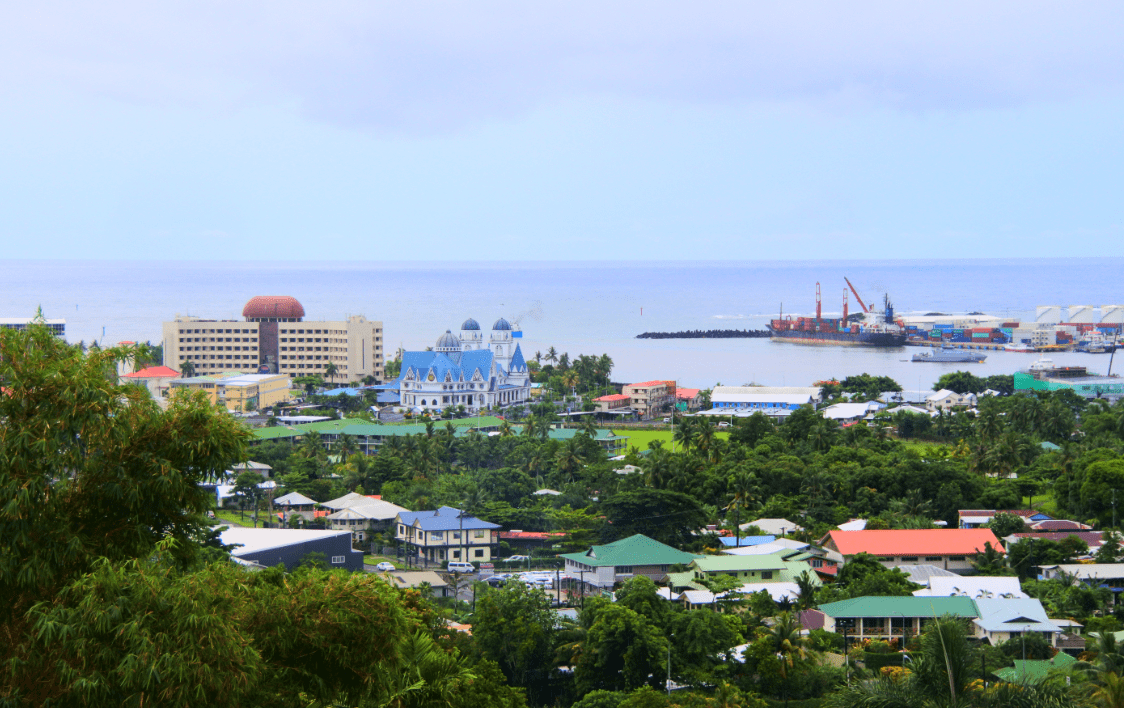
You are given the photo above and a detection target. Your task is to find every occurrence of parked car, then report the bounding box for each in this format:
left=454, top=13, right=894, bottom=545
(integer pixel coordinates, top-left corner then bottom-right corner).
left=504, top=555, right=530, bottom=563
left=374, top=561, right=395, bottom=572
left=447, top=561, right=476, bottom=573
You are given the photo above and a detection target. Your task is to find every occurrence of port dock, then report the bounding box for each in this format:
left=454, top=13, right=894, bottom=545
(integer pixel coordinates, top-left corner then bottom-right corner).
left=905, top=340, right=1073, bottom=352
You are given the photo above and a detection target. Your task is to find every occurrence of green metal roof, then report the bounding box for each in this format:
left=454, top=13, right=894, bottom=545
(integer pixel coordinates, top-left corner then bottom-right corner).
left=993, top=652, right=1076, bottom=684
left=818, top=596, right=979, bottom=618
left=692, top=555, right=787, bottom=572
left=561, top=534, right=702, bottom=568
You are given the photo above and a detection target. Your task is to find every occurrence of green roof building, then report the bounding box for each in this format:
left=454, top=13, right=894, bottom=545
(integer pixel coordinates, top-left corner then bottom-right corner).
left=561, top=534, right=702, bottom=589
left=993, top=652, right=1077, bottom=684
left=667, top=554, right=819, bottom=591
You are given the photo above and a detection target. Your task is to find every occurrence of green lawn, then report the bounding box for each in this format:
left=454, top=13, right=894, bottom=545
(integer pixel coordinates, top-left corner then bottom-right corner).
left=615, top=428, right=730, bottom=452
left=363, top=554, right=403, bottom=568
left=214, top=509, right=254, bottom=527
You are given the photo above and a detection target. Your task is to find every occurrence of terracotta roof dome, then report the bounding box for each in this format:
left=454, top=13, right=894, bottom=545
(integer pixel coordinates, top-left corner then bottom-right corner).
left=242, top=296, right=305, bottom=320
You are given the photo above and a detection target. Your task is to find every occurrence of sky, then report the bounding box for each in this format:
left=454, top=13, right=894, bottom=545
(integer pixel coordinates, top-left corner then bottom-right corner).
left=1, top=2, right=1122, bottom=261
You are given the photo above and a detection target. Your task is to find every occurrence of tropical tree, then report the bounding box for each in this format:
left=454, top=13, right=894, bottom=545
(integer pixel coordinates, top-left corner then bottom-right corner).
left=180, top=359, right=196, bottom=378
left=762, top=612, right=808, bottom=705
left=545, top=347, right=558, bottom=365
left=324, top=361, right=339, bottom=384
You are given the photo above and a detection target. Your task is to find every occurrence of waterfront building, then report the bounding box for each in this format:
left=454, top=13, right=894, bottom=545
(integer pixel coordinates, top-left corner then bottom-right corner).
left=162, top=295, right=384, bottom=382
left=1014, top=364, right=1124, bottom=402
left=710, top=386, right=821, bottom=411
left=378, top=318, right=531, bottom=414
left=1, top=317, right=65, bottom=338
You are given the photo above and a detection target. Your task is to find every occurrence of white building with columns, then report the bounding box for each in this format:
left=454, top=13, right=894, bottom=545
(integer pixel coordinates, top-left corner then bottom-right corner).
left=379, top=318, right=531, bottom=414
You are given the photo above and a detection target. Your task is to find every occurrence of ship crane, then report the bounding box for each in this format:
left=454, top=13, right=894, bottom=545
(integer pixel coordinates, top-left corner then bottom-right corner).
left=844, top=277, right=871, bottom=314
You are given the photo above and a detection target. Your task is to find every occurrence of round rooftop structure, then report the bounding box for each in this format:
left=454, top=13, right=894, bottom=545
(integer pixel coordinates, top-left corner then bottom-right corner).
left=436, top=330, right=460, bottom=351
left=243, top=296, right=305, bottom=322
left=492, top=318, right=512, bottom=331
left=461, top=318, right=480, bottom=331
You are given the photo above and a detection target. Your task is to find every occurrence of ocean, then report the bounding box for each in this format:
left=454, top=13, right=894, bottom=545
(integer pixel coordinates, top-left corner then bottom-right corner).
left=3, top=258, right=1122, bottom=392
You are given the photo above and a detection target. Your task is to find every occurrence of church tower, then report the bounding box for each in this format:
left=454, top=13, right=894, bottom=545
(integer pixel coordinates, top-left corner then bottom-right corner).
left=490, top=318, right=515, bottom=369
left=459, top=318, right=482, bottom=351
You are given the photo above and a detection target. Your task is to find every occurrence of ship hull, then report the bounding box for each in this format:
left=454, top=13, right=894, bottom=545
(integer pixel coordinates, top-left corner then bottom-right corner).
left=769, top=330, right=906, bottom=347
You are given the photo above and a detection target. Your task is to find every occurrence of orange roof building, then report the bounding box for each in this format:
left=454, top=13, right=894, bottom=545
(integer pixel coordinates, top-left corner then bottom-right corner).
left=823, top=529, right=1003, bottom=573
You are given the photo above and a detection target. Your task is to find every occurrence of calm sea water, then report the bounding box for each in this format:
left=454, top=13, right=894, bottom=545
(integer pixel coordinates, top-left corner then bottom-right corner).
left=3, top=258, right=1122, bottom=391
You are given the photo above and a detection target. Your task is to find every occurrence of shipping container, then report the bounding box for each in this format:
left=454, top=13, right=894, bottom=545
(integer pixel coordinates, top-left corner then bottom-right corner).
left=972, top=333, right=989, bottom=338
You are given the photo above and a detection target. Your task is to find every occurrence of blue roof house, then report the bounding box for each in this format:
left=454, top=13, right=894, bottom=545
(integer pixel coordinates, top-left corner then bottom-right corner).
left=395, top=506, right=501, bottom=567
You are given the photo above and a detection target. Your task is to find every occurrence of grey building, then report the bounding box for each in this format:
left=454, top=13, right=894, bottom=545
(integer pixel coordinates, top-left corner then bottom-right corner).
left=219, top=527, right=363, bottom=572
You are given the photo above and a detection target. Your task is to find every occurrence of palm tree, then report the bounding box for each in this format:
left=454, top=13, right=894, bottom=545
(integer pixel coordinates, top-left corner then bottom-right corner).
left=324, top=361, right=339, bottom=384
left=557, top=352, right=570, bottom=371
left=794, top=571, right=818, bottom=611
left=727, top=468, right=758, bottom=545
left=179, top=360, right=196, bottom=378
left=545, top=347, right=558, bottom=365
left=763, top=612, right=808, bottom=706
left=673, top=416, right=699, bottom=453
left=533, top=351, right=543, bottom=365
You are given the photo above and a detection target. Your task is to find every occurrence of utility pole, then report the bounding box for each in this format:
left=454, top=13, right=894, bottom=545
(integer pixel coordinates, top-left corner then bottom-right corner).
left=1115, top=489, right=1118, bottom=531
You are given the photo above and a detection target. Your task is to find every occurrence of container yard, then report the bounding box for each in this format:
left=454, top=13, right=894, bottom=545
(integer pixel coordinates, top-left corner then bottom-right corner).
left=899, top=305, right=1122, bottom=353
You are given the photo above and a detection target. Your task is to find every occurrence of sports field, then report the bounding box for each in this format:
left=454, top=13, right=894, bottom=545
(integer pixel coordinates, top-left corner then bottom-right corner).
left=610, top=428, right=729, bottom=452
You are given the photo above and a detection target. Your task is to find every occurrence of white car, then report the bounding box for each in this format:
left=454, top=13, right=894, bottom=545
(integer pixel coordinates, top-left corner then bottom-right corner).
left=374, top=561, right=395, bottom=572
left=504, top=555, right=530, bottom=563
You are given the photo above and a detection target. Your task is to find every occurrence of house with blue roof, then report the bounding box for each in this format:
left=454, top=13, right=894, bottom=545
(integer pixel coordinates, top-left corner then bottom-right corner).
left=374, top=318, right=531, bottom=415
left=395, top=506, right=501, bottom=566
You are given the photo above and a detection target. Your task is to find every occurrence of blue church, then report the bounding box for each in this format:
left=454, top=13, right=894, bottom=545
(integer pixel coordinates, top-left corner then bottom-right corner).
left=378, top=318, right=531, bottom=414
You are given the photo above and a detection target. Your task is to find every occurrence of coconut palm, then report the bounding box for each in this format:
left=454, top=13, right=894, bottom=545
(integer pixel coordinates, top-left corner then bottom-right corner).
left=763, top=612, right=808, bottom=706
left=324, top=361, right=339, bottom=384
left=179, top=360, right=196, bottom=378
left=545, top=347, right=558, bottom=365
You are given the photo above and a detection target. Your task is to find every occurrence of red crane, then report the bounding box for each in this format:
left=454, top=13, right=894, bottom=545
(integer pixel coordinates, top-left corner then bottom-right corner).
left=844, top=277, right=870, bottom=313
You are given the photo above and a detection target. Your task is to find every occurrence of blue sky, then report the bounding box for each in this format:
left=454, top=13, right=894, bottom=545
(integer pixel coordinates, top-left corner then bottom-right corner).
left=1, top=2, right=1121, bottom=260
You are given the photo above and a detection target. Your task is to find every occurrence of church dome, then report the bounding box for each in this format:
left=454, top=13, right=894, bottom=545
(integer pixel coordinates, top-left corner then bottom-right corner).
left=243, top=295, right=305, bottom=321
left=436, top=330, right=460, bottom=351
left=461, top=318, right=480, bottom=331
left=492, top=318, right=512, bottom=331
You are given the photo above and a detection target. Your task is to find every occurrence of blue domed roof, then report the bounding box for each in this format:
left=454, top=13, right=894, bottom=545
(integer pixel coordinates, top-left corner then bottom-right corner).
left=492, top=318, right=512, bottom=331
left=436, top=330, right=460, bottom=350
left=461, top=318, right=480, bottom=331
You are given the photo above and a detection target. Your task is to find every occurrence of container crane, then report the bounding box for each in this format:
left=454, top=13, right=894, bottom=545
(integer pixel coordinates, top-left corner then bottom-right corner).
left=844, top=277, right=870, bottom=314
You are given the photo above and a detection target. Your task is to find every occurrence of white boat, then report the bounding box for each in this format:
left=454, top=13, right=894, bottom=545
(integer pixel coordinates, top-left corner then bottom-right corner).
left=1004, top=343, right=1035, bottom=353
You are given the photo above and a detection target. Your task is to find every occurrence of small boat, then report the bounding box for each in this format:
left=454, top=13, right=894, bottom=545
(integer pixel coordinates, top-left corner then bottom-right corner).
left=1004, top=343, right=1035, bottom=353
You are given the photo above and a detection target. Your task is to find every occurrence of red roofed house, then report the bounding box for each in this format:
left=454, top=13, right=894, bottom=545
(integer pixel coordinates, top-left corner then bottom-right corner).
left=675, top=387, right=702, bottom=411
left=499, top=530, right=566, bottom=551
left=594, top=393, right=632, bottom=413
left=623, top=380, right=676, bottom=419
left=121, top=365, right=181, bottom=399
left=822, top=529, right=1004, bottom=573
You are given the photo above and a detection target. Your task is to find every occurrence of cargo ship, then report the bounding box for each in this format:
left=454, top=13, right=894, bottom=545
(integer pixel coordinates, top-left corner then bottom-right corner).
left=769, top=280, right=906, bottom=347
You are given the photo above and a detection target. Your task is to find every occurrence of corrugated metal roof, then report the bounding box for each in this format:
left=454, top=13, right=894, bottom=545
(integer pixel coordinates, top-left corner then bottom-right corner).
left=827, top=529, right=1003, bottom=556
left=560, top=534, right=702, bottom=568
left=818, top=596, right=979, bottom=618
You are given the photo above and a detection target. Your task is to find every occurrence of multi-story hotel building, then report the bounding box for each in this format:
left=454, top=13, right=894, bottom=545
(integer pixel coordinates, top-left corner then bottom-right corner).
left=162, top=296, right=384, bottom=382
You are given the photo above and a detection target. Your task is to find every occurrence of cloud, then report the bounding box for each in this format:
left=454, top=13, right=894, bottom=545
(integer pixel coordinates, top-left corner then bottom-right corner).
left=1, top=2, right=1122, bottom=133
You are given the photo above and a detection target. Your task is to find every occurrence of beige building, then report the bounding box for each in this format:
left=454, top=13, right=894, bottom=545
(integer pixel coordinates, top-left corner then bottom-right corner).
left=623, top=380, right=676, bottom=419
left=162, top=295, right=384, bottom=383
left=169, top=373, right=292, bottom=411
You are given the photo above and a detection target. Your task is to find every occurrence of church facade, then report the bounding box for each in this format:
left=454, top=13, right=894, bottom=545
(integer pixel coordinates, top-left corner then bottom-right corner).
left=385, top=318, right=531, bottom=414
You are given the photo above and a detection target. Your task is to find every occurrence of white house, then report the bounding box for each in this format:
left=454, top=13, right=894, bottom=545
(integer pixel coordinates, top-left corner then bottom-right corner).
left=926, top=389, right=977, bottom=412
left=822, top=401, right=885, bottom=423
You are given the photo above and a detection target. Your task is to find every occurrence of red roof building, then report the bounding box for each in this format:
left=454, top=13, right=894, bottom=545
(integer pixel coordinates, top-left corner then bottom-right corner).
left=594, top=393, right=632, bottom=412
left=823, top=529, right=1003, bottom=573
left=123, top=365, right=180, bottom=379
